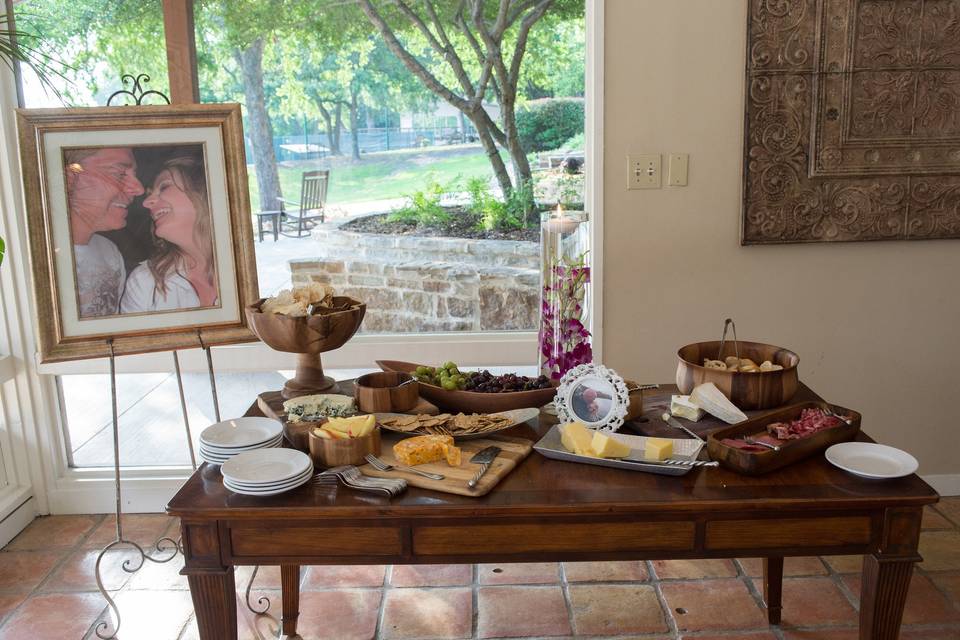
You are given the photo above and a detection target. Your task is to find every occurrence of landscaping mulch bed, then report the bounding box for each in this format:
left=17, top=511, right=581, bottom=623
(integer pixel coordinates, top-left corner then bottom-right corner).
left=341, top=208, right=539, bottom=242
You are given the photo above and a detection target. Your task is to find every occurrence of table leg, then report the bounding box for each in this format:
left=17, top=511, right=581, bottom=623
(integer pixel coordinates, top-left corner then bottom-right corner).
left=281, top=565, right=301, bottom=637
left=859, top=554, right=917, bottom=640
left=187, top=568, right=238, bottom=640
left=272, top=213, right=280, bottom=241
left=257, top=215, right=264, bottom=242
left=762, top=557, right=783, bottom=625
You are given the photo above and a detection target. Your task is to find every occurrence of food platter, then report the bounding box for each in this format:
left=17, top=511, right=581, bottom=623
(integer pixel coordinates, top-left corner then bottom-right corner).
left=376, top=360, right=557, bottom=413
left=375, top=408, right=539, bottom=440
left=533, top=426, right=705, bottom=476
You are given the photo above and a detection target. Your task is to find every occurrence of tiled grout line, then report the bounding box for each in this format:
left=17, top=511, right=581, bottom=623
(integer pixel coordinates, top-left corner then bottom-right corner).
left=372, top=565, right=389, bottom=640
left=647, top=560, right=682, bottom=639
left=556, top=560, right=578, bottom=638
left=471, top=562, right=479, bottom=639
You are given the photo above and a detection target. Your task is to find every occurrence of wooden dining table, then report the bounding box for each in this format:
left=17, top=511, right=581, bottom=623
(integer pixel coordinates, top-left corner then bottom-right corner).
left=167, top=383, right=938, bottom=640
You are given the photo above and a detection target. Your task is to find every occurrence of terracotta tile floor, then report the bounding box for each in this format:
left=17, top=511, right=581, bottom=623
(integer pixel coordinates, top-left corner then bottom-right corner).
left=0, top=500, right=958, bottom=639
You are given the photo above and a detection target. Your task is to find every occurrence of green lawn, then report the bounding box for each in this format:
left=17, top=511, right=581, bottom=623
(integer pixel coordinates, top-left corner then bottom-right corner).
left=247, top=145, right=501, bottom=209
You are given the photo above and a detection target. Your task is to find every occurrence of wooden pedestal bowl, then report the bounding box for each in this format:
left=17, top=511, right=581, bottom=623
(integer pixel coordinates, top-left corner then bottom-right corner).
left=676, top=340, right=799, bottom=410
left=246, top=296, right=366, bottom=399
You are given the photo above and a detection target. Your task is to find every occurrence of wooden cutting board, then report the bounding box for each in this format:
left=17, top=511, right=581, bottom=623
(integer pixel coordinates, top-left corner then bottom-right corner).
left=360, top=432, right=533, bottom=497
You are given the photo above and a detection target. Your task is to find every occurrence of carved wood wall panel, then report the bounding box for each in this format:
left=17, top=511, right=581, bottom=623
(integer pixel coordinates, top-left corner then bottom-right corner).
left=742, top=0, right=960, bottom=244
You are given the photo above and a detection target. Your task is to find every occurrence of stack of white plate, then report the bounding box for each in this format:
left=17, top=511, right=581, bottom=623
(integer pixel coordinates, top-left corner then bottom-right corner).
left=199, top=417, right=283, bottom=466
left=221, top=449, right=314, bottom=496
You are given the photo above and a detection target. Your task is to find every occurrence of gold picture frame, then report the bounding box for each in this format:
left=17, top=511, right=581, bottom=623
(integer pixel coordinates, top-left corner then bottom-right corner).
left=17, top=104, right=259, bottom=362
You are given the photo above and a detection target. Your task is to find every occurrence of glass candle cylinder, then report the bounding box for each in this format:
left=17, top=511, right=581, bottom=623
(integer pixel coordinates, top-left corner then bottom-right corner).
left=539, top=207, right=591, bottom=380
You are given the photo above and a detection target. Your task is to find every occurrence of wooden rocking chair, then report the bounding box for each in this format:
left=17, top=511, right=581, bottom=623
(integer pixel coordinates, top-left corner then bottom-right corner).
left=279, top=170, right=329, bottom=238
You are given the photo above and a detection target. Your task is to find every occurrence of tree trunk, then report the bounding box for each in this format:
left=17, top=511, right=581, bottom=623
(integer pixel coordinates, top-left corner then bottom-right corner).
left=349, top=88, right=361, bottom=161
left=470, top=112, right=513, bottom=198
left=499, top=97, right=535, bottom=222
left=235, top=38, right=282, bottom=211
left=333, top=102, right=343, bottom=155
left=317, top=101, right=341, bottom=156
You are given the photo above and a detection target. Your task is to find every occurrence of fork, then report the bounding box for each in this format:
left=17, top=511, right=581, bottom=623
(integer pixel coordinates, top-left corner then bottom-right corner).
left=744, top=437, right=780, bottom=452
left=822, top=406, right=853, bottom=425
left=312, top=467, right=406, bottom=496
left=364, top=454, right=445, bottom=480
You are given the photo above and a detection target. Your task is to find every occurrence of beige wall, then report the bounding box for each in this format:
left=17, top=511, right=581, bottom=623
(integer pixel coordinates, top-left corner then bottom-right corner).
left=602, top=0, right=960, bottom=478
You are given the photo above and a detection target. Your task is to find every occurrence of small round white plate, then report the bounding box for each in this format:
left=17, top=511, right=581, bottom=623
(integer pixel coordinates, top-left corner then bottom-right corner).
left=825, top=442, right=918, bottom=479
left=221, top=448, right=312, bottom=485
left=200, top=417, right=282, bottom=449
left=199, top=435, right=282, bottom=456
left=224, top=472, right=312, bottom=496
left=224, top=466, right=313, bottom=490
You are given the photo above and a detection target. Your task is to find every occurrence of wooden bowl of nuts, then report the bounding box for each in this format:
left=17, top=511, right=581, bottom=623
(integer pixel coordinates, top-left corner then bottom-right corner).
left=676, top=340, right=799, bottom=410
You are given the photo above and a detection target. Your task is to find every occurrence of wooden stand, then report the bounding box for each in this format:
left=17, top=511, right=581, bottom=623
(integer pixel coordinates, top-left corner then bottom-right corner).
left=283, top=352, right=339, bottom=399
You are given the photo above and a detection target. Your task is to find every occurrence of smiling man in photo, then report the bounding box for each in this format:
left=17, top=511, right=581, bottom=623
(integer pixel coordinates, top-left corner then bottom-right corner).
left=64, top=147, right=145, bottom=317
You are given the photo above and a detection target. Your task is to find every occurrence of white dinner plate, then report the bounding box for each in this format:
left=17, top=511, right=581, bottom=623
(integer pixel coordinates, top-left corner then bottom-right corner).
left=199, top=440, right=282, bottom=465
left=825, top=442, right=918, bottom=479
left=221, top=448, right=312, bottom=485
left=224, top=472, right=312, bottom=496
left=224, top=466, right=313, bottom=490
left=200, top=417, right=282, bottom=449
left=199, top=435, right=282, bottom=456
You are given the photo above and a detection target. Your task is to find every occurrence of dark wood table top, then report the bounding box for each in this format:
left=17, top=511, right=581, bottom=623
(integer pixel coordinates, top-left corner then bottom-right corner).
left=167, top=383, right=937, bottom=520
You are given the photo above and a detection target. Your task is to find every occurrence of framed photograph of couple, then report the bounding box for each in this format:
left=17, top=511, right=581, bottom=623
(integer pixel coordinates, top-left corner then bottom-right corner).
left=17, top=104, right=260, bottom=363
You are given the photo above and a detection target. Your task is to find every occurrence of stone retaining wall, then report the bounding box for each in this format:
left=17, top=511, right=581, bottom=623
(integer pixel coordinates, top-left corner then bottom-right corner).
left=289, top=219, right=540, bottom=333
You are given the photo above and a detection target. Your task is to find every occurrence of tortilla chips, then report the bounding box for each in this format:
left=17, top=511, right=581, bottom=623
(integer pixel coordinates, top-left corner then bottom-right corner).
left=379, top=412, right=513, bottom=437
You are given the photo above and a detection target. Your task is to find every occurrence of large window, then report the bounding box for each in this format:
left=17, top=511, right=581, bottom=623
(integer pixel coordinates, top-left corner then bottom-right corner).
left=11, top=0, right=594, bottom=472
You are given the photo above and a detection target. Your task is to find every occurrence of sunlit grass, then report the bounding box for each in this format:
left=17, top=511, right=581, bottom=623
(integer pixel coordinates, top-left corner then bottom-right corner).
left=247, top=146, right=504, bottom=208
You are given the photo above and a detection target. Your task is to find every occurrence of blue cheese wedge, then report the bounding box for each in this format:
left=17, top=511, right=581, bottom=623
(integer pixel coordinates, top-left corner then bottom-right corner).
left=283, top=394, right=357, bottom=423
left=670, top=395, right=704, bottom=422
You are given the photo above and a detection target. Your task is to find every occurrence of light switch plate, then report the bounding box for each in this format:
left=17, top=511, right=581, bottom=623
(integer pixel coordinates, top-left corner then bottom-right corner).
left=668, top=153, right=689, bottom=186
left=627, top=154, right=660, bottom=189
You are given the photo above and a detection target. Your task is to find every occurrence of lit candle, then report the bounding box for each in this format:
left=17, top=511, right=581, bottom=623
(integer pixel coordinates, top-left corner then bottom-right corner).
left=543, top=204, right=579, bottom=235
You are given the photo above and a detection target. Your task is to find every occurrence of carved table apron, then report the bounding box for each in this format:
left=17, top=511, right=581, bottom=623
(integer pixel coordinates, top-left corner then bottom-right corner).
left=167, top=385, right=938, bottom=640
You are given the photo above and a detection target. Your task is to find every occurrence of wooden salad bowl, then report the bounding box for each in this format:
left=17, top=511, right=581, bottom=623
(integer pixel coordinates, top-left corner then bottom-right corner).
left=676, top=340, right=799, bottom=410
left=376, top=360, right=558, bottom=414
left=246, top=296, right=366, bottom=399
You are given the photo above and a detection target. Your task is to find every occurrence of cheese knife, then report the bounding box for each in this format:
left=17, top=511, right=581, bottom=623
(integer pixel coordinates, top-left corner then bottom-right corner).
left=467, top=445, right=501, bottom=489
left=621, top=452, right=718, bottom=467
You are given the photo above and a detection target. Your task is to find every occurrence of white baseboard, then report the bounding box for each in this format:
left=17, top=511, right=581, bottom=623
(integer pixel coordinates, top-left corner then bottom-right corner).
left=47, top=478, right=186, bottom=515
left=0, top=494, right=36, bottom=548
left=921, top=474, right=960, bottom=497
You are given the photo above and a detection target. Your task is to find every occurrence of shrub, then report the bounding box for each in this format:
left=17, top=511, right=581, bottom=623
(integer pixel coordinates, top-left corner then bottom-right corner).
left=465, top=177, right=530, bottom=231
left=516, top=98, right=585, bottom=153
left=388, top=176, right=454, bottom=226
left=558, top=131, right=584, bottom=152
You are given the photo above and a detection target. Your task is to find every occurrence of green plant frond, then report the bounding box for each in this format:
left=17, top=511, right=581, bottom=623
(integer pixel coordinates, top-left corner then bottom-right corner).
left=0, top=12, right=74, bottom=104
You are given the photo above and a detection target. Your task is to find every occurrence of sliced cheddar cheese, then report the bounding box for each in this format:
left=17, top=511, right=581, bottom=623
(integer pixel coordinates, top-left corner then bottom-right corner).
left=590, top=431, right=631, bottom=458
left=559, top=422, right=597, bottom=457
left=644, top=437, right=673, bottom=461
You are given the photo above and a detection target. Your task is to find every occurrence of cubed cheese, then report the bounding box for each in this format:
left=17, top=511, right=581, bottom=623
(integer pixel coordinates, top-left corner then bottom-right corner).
left=644, top=437, right=673, bottom=461
left=670, top=395, right=704, bottom=422
left=590, top=431, right=631, bottom=458
left=559, top=422, right=597, bottom=457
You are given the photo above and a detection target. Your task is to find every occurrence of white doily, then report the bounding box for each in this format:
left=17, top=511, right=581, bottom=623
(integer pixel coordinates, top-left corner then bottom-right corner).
left=555, top=363, right=630, bottom=433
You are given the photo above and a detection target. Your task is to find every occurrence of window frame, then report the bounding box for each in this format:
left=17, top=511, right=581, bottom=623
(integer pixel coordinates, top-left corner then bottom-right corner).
left=4, top=0, right=604, bottom=512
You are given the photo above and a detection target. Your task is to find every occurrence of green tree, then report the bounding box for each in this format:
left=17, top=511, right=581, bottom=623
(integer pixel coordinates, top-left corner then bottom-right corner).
left=355, top=0, right=585, bottom=219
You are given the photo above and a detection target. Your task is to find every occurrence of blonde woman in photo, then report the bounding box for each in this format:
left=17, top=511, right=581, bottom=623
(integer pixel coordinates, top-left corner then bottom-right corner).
left=120, top=155, right=219, bottom=313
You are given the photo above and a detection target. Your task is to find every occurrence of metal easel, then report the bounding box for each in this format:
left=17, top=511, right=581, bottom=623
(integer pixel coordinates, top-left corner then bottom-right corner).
left=93, top=76, right=272, bottom=637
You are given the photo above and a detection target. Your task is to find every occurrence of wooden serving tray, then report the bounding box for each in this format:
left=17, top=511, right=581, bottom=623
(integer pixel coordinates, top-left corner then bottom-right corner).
left=359, top=432, right=533, bottom=497
left=706, top=401, right=862, bottom=475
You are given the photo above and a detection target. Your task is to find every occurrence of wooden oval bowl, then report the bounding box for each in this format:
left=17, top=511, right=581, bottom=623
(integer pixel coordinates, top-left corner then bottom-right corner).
left=376, top=360, right=558, bottom=414
left=355, top=372, right=419, bottom=413
left=308, top=427, right=381, bottom=468
left=245, top=296, right=366, bottom=354
left=676, top=340, right=799, bottom=410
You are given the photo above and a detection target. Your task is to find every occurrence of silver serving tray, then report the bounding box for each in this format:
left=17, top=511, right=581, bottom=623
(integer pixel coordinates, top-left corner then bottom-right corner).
left=533, top=425, right=705, bottom=476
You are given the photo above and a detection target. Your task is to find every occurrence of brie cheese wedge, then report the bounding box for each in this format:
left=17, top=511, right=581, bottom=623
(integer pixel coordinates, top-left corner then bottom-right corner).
left=670, top=395, right=704, bottom=422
